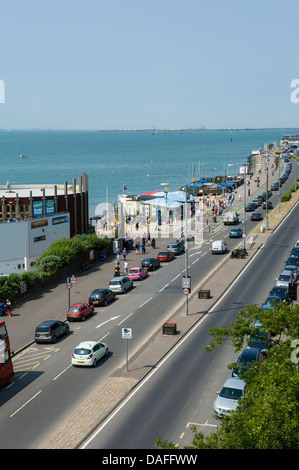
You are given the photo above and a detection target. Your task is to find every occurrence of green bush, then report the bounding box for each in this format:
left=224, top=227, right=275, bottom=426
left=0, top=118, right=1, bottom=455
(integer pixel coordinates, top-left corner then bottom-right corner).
left=281, top=190, right=292, bottom=202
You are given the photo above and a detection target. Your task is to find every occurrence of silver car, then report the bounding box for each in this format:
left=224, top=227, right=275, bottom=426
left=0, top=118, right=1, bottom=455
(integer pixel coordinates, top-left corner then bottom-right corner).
left=214, top=377, right=245, bottom=417
left=108, top=276, right=133, bottom=294
left=275, top=269, right=295, bottom=291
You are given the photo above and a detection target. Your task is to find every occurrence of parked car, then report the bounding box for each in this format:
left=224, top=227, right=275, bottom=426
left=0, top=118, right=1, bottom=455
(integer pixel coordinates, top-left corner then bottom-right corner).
left=35, top=320, right=69, bottom=344
left=269, top=285, right=289, bottom=302
left=156, top=250, right=175, bottom=262
left=232, top=348, right=263, bottom=377
left=71, top=341, right=109, bottom=367
left=271, top=181, right=279, bottom=191
left=285, top=256, right=299, bottom=280
left=141, top=257, right=160, bottom=271
left=229, top=228, right=243, bottom=238
left=251, top=212, right=263, bottom=221
left=167, top=241, right=184, bottom=255
left=276, top=269, right=295, bottom=291
left=262, top=201, right=273, bottom=209
left=128, top=266, right=148, bottom=281
left=290, top=246, right=299, bottom=257
left=108, top=276, right=133, bottom=294
left=67, top=302, right=94, bottom=321
left=88, top=289, right=116, bottom=307
left=261, top=295, right=282, bottom=311
left=213, top=377, right=246, bottom=417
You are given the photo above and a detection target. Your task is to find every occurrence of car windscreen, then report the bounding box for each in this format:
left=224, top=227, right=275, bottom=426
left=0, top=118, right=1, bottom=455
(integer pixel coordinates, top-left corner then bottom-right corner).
left=278, top=275, right=290, bottom=281
left=219, top=387, right=243, bottom=399
left=74, top=348, right=91, bottom=355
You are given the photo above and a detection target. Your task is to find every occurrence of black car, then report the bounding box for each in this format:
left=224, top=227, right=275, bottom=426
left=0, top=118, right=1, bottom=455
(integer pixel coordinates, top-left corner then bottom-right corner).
left=35, top=320, right=69, bottom=344
left=141, top=257, right=160, bottom=271
left=232, top=348, right=263, bottom=377
left=88, top=288, right=116, bottom=306
left=269, top=285, right=289, bottom=302
left=262, top=200, right=273, bottom=209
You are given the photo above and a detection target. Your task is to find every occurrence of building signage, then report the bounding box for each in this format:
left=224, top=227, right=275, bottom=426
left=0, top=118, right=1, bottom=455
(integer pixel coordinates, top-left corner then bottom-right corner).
left=31, top=219, right=48, bottom=229
left=52, top=215, right=69, bottom=225
left=46, top=199, right=55, bottom=215
left=33, top=200, right=43, bottom=217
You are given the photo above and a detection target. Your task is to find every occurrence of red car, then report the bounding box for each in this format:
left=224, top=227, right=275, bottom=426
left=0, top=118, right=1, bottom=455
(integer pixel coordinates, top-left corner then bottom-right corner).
left=156, top=250, right=175, bottom=262
left=67, top=303, right=94, bottom=321
left=128, top=267, right=148, bottom=281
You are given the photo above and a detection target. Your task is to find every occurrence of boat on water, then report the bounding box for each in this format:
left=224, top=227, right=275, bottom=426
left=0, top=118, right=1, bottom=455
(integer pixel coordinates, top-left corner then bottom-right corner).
left=19, top=154, right=27, bottom=158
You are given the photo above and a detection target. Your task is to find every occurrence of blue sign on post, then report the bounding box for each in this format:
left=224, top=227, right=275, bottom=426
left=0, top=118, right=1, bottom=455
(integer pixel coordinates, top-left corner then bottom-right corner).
left=46, top=200, right=55, bottom=215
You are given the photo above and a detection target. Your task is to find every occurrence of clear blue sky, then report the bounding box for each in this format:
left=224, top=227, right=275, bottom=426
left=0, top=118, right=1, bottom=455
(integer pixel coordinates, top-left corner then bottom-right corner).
left=0, top=0, right=298, bottom=130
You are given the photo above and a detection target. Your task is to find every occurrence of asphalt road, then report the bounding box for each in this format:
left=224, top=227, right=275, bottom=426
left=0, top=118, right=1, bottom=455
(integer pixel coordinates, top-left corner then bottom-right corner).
left=81, top=196, right=299, bottom=449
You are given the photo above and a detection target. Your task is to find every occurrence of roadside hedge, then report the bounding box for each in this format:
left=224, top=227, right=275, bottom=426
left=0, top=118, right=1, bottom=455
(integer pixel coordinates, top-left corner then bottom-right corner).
left=0, top=234, right=113, bottom=303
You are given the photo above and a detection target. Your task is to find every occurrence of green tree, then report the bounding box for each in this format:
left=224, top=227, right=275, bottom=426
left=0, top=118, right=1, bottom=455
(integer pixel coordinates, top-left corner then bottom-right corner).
left=156, top=303, right=299, bottom=449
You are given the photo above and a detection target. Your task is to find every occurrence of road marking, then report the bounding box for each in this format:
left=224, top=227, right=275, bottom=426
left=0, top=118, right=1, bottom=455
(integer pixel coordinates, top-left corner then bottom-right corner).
left=10, top=390, right=43, bottom=418
left=96, top=316, right=121, bottom=329
left=192, top=258, right=199, bottom=264
left=171, top=274, right=180, bottom=282
left=53, top=365, right=72, bottom=381
left=159, top=284, right=169, bottom=292
left=118, top=312, right=134, bottom=326
left=139, top=297, right=153, bottom=307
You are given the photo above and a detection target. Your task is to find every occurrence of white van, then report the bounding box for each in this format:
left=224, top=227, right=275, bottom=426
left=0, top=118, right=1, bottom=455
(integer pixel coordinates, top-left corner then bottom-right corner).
left=211, top=240, right=227, bottom=254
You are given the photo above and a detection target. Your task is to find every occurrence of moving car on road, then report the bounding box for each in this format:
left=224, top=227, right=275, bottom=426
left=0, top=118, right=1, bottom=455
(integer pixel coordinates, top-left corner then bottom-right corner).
left=35, top=320, right=69, bottom=344
left=229, top=227, right=243, bottom=238
left=251, top=212, right=263, bottom=221
left=88, top=289, right=116, bottom=307
left=72, top=341, right=109, bottom=367
left=141, top=257, right=160, bottom=271
left=128, top=267, right=148, bottom=281
left=67, top=302, right=94, bottom=321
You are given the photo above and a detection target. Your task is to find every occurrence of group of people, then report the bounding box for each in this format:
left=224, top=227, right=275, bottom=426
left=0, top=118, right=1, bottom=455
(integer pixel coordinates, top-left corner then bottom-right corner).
left=113, top=237, right=156, bottom=277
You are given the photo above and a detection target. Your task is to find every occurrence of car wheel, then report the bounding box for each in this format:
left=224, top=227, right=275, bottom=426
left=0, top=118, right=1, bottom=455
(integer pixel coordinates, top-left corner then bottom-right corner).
left=93, top=358, right=97, bottom=367
left=82, top=315, right=86, bottom=321
left=105, top=348, right=109, bottom=356
left=113, top=294, right=116, bottom=301
left=123, top=288, right=126, bottom=294
left=104, top=300, right=108, bottom=306
left=52, top=335, right=57, bottom=344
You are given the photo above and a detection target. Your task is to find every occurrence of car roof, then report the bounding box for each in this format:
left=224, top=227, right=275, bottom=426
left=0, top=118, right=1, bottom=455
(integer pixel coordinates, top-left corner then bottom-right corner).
left=70, top=302, right=85, bottom=307
left=76, top=341, right=97, bottom=349
left=92, top=288, right=106, bottom=292
left=279, top=269, right=292, bottom=275
left=239, top=348, right=259, bottom=359
left=109, top=276, right=127, bottom=281
left=129, top=266, right=141, bottom=269
left=222, top=377, right=245, bottom=389
left=38, top=320, right=57, bottom=326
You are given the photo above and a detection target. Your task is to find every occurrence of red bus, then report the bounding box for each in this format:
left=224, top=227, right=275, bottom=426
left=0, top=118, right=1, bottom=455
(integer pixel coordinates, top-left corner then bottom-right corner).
left=0, top=320, right=14, bottom=387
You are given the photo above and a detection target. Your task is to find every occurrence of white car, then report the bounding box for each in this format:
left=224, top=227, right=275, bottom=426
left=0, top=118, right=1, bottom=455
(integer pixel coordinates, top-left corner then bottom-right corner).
left=213, top=377, right=245, bottom=417
left=72, top=341, right=109, bottom=367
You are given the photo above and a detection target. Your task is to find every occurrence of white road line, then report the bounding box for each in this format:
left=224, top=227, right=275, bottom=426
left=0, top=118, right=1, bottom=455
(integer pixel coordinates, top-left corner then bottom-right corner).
left=53, top=365, right=72, bottom=381
left=118, top=312, right=134, bottom=326
left=171, top=274, right=180, bottom=282
left=10, top=390, right=43, bottom=417
left=192, top=258, right=200, bottom=264
left=159, top=284, right=169, bottom=292
left=139, top=297, right=153, bottom=307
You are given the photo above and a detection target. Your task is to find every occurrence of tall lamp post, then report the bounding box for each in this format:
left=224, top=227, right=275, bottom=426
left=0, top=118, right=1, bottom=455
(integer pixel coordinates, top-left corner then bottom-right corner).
left=161, top=182, right=169, bottom=225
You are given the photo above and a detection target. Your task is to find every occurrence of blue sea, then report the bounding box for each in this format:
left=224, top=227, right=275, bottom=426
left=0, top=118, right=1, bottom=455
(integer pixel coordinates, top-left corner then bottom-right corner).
left=0, top=128, right=297, bottom=216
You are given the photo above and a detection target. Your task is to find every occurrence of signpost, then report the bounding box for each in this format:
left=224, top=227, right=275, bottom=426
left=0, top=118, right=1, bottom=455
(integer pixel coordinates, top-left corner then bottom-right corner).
left=122, top=327, right=133, bottom=371
left=66, top=278, right=72, bottom=309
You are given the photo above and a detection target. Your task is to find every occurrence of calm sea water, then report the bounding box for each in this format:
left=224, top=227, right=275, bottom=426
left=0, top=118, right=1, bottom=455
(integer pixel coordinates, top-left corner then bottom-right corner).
left=0, top=128, right=296, bottom=215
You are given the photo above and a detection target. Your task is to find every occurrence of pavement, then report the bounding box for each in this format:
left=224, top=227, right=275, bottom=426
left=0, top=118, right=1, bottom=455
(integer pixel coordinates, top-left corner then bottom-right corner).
left=38, top=153, right=297, bottom=449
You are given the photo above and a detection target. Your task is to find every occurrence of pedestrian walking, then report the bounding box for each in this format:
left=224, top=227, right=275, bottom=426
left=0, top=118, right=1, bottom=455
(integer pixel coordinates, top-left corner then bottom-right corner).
left=135, top=242, right=140, bottom=254
left=117, top=249, right=121, bottom=262
left=123, top=247, right=127, bottom=261
left=6, top=299, right=12, bottom=317
left=124, top=260, right=129, bottom=275
left=141, top=242, right=145, bottom=254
